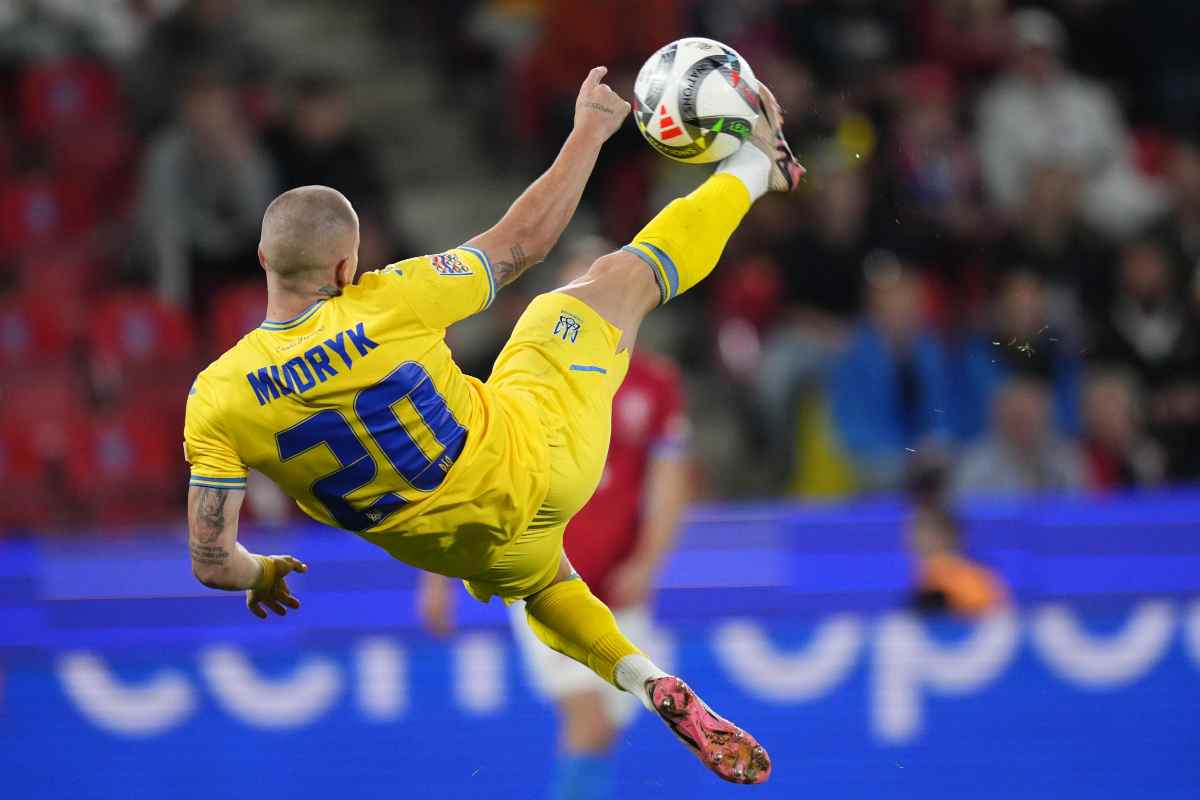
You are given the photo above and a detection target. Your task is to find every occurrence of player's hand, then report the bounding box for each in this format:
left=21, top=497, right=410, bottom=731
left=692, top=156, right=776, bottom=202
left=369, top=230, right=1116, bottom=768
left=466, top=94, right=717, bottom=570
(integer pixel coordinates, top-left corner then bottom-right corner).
left=417, top=574, right=456, bottom=638
left=574, top=66, right=631, bottom=145
left=606, top=557, right=656, bottom=608
left=246, top=554, right=307, bottom=619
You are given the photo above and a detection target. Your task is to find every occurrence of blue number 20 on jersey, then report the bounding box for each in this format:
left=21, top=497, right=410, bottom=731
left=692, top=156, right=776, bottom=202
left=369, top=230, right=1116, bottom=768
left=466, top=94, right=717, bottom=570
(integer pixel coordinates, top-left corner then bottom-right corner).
left=276, top=363, right=467, bottom=531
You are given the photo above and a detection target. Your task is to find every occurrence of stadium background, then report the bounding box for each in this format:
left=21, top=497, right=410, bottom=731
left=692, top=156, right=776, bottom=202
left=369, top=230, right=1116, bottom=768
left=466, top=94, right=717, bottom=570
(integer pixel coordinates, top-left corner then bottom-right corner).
left=1, top=1, right=1199, bottom=798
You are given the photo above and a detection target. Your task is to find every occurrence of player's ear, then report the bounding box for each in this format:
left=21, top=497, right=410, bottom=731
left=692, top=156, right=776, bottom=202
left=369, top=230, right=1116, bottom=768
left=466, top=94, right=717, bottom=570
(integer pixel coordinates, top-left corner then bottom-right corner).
left=335, top=256, right=353, bottom=288
left=257, top=245, right=268, bottom=272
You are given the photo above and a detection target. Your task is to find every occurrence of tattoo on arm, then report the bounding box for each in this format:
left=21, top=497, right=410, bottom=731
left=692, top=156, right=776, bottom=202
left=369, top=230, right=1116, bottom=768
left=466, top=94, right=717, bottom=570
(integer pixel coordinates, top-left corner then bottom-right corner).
left=190, top=542, right=229, bottom=566
left=493, top=243, right=533, bottom=287
left=189, top=486, right=240, bottom=583
left=579, top=101, right=616, bottom=115
left=194, top=488, right=229, bottom=543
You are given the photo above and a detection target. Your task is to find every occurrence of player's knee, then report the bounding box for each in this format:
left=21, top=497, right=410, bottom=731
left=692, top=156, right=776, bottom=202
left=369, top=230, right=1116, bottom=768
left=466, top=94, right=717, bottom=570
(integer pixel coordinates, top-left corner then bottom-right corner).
left=582, top=251, right=643, bottom=287
left=562, top=250, right=659, bottom=315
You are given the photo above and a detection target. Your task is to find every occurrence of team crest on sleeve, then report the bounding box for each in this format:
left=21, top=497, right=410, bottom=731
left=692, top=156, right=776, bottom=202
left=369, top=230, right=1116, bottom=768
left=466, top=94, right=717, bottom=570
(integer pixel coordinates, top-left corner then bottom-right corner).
left=431, top=252, right=473, bottom=276
left=553, top=312, right=582, bottom=343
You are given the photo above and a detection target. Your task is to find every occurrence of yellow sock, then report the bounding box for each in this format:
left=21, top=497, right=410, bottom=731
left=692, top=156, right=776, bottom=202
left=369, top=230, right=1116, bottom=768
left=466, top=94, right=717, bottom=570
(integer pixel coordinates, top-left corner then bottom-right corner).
left=523, top=578, right=639, bottom=687
left=622, top=172, right=752, bottom=304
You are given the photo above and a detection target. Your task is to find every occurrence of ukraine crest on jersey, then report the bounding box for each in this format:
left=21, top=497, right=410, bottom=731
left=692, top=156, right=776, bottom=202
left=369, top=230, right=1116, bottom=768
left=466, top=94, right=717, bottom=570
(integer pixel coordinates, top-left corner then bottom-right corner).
left=183, top=246, right=551, bottom=579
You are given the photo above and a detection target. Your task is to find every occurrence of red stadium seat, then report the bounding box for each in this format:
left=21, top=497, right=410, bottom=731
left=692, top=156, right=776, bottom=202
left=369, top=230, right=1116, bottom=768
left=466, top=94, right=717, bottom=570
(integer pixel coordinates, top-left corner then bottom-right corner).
left=18, top=60, right=122, bottom=142
left=0, top=292, right=80, bottom=367
left=0, top=364, right=87, bottom=427
left=0, top=369, right=90, bottom=527
left=0, top=419, right=53, bottom=528
left=0, top=173, right=97, bottom=256
left=65, top=399, right=184, bottom=525
left=15, top=251, right=96, bottom=305
left=209, top=282, right=267, bottom=353
left=87, top=292, right=196, bottom=395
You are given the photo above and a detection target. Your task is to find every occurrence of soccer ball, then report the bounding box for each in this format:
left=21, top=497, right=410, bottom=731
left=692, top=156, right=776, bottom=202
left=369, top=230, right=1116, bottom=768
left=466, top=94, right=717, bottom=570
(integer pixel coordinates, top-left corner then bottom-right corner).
left=632, top=37, right=760, bottom=165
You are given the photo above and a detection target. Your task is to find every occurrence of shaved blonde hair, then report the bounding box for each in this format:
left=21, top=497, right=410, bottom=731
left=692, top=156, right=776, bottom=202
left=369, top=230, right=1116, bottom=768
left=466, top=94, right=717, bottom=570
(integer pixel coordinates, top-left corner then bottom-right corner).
left=259, top=185, right=359, bottom=283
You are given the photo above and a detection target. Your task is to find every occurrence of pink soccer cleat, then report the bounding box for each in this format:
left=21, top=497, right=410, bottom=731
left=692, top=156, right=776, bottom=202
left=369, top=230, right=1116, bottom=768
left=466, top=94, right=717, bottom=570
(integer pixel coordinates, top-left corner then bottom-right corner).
left=747, top=82, right=805, bottom=193
left=646, top=676, right=772, bottom=784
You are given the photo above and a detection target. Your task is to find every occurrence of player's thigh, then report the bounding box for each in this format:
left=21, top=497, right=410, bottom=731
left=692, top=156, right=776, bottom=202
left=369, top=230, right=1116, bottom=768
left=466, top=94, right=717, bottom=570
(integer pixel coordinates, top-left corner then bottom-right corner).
left=489, top=291, right=630, bottom=526
left=556, top=250, right=660, bottom=352
left=463, top=523, right=566, bottom=603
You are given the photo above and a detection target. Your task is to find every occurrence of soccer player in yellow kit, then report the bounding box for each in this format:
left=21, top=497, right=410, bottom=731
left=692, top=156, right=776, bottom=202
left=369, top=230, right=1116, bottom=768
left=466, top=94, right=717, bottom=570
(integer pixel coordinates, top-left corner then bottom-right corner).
left=183, top=66, right=802, bottom=784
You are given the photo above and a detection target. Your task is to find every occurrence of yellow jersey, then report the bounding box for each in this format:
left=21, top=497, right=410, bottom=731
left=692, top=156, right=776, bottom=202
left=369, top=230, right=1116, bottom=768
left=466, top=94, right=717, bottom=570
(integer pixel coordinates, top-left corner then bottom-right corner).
left=183, top=246, right=551, bottom=578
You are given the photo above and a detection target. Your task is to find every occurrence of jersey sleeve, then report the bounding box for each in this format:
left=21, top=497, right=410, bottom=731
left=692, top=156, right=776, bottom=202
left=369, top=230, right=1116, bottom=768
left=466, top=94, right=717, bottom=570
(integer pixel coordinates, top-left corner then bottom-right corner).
left=183, top=375, right=248, bottom=490
left=366, top=245, right=497, bottom=330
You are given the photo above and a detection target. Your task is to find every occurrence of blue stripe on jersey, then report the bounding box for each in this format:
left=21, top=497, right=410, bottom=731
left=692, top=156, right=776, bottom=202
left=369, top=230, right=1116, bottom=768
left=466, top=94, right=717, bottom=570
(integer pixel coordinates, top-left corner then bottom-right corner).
left=190, top=475, right=247, bottom=484
left=569, top=364, right=608, bottom=374
left=190, top=478, right=247, bottom=490
left=459, top=244, right=497, bottom=310
left=260, top=300, right=326, bottom=331
left=620, top=245, right=668, bottom=305
left=638, top=241, right=680, bottom=301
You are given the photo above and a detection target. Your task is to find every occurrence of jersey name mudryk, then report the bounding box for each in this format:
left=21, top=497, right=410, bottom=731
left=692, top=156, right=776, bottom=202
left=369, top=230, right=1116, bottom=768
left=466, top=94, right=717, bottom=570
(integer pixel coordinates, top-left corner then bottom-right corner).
left=183, top=247, right=551, bottom=578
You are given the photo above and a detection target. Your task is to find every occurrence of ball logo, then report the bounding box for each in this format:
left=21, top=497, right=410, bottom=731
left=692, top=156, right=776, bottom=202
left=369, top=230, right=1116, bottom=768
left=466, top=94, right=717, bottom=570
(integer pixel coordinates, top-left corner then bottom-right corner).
left=658, top=105, right=683, bottom=140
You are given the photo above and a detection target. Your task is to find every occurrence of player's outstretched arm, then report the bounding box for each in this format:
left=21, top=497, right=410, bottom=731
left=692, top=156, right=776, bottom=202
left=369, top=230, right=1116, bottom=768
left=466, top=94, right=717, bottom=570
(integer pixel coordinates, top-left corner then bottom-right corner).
left=466, top=66, right=630, bottom=288
left=187, top=485, right=308, bottom=619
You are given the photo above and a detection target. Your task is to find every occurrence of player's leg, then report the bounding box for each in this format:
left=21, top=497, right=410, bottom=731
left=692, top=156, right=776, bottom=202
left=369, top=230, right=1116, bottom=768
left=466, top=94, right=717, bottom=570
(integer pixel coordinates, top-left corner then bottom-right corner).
left=522, top=554, right=771, bottom=784
left=509, top=599, right=621, bottom=800
left=482, top=88, right=799, bottom=784
left=552, top=692, right=617, bottom=800
left=557, top=84, right=803, bottom=353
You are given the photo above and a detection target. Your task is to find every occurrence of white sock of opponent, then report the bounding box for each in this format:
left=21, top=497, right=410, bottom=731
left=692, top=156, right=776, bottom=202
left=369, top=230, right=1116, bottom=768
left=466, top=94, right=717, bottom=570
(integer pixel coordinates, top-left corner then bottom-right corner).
left=613, top=653, right=669, bottom=711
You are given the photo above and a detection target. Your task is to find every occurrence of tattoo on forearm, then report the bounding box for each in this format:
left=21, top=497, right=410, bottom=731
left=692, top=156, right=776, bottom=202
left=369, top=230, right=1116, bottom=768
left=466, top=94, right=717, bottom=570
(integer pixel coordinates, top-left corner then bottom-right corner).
left=194, top=487, right=229, bottom=543
left=580, top=101, right=616, bottom=115
left=190, top=542, right=229, bottom=566
left=494, top=243, right=532, bottom=286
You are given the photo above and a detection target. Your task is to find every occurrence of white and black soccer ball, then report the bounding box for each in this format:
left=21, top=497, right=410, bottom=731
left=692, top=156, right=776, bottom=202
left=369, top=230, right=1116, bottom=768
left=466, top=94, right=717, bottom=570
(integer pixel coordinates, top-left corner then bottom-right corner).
left=632, top=37, right=760, bottom=165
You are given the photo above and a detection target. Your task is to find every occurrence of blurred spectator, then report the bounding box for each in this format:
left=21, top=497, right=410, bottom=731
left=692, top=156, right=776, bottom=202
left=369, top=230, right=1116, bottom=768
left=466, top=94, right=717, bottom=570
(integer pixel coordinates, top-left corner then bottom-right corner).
left=137, top=69, right=275, bottom=307
left=1092, top=238, right=1200, bottom=391
left=755, top=155, right=875, bottom=474
left=127, top=0, right=269, bottom=133
left=1150, top=137, right=1200, bottom=297
left=830, top=255, right=951, bottom=490
left=953, top=377, right=1084, bottom=498
left=1092, top=238, right=1200, bottom=479
left=957, top=269, right=1081, bottom=440
left=777, top=152, right=876, bottom=319
left=886, top=63, right=985, bottom=273
left=264, top=73, right=399, bottom=270
left=990, top=165, right=1112, bottom=321
left=906, top=456, right=1009, bottom=617
left=912, top=0, right=1009, bottom=81
left=265, top=74, right=388, bottom=219
left=909, top=508, right=1009, bottom=617
left=1080, top=369, right=1164, bottom=492
left=18, top=0, right=183, bottom=62
left=977, top=7, right=1164, bottom=237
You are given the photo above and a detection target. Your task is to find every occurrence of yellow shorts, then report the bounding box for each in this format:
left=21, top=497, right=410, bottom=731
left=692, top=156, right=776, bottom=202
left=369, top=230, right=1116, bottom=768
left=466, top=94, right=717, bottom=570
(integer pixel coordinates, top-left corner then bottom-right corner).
left=463, top=292, right=630, bottom=602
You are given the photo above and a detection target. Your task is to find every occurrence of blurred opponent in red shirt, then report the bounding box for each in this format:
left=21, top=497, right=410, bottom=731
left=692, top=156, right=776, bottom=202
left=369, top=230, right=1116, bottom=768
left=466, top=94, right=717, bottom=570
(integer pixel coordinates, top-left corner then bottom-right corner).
left=561, top=350, right=688, bottom=608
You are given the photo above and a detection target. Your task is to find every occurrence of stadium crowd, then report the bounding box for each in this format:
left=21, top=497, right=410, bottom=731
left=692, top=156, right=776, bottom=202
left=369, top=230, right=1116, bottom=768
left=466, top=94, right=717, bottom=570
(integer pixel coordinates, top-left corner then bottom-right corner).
left=1, top=0, right=1199, bottom=528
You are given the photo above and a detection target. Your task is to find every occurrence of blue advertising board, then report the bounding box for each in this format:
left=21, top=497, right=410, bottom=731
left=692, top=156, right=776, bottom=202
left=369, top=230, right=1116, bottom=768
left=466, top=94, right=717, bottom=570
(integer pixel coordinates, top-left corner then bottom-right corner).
left=1, top=493, right=1198, bottom=799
